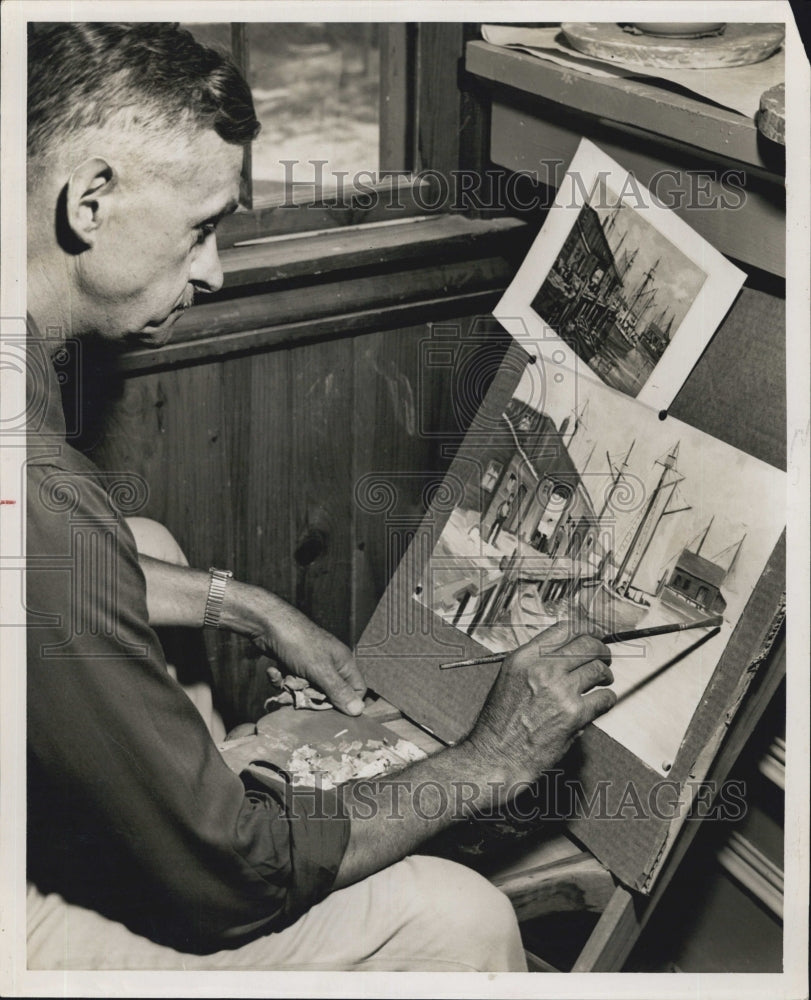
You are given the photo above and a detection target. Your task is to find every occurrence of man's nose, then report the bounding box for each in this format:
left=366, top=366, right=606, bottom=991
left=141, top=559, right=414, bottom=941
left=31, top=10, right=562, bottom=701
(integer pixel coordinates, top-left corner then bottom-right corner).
left=190, top=234, right=224, bottom=293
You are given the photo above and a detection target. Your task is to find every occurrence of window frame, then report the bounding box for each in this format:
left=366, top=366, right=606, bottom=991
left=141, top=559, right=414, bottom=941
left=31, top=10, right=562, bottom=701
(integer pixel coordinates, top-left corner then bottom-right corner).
left=214, top=22, right=488, bottom=248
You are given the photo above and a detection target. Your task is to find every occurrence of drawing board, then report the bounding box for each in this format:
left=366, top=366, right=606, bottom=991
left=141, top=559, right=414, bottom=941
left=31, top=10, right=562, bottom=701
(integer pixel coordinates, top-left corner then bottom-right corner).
left=358, top=339, right=785, bottom=890
left=412, top=361, right=785, bottom=773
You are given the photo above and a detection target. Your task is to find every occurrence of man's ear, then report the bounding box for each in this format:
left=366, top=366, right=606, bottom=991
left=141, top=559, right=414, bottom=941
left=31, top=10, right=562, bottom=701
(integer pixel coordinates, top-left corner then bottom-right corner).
left=65, top=157, right=116, bottom=248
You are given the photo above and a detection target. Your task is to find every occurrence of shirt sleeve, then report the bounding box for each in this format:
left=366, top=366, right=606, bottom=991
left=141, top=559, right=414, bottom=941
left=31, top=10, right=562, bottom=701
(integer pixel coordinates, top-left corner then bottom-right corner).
left=26, top=461, right=350, bottom=952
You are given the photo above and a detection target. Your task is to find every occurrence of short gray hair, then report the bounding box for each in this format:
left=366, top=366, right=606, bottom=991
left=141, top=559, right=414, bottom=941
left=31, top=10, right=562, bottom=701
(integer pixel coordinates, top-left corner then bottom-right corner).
left=28, top=23, right=260, bottom=169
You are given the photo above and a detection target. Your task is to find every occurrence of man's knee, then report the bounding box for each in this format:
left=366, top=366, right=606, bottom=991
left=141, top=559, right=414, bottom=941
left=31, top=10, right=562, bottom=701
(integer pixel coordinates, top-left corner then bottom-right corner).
left=400, top=855, right=524, bottom=970
left=125, top=517, right=189, bottom=566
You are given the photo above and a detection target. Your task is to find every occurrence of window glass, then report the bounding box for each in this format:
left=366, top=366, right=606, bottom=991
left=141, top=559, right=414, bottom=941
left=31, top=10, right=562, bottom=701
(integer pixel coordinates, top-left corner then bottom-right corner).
left=249, top=24, right=380, bottom=205
left=185, top=22, right=381, bottom=207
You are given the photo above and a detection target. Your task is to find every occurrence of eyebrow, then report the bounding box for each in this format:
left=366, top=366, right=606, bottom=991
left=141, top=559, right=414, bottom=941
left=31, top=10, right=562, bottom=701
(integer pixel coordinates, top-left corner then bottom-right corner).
left=195, top=198, right=240, bottom=228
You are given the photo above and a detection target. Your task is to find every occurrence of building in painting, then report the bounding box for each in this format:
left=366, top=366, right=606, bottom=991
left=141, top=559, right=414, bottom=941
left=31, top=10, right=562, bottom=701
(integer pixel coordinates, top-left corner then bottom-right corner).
left=463, top=396, right=603, bottom=563
left=531, top=204, right=624, bottom=361
left=660, top=549, right=729, bottom=617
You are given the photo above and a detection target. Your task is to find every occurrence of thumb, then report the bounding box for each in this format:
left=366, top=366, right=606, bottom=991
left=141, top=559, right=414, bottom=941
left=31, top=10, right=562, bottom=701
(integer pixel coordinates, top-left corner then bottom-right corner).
left=322, top=675, right=365, bottom=717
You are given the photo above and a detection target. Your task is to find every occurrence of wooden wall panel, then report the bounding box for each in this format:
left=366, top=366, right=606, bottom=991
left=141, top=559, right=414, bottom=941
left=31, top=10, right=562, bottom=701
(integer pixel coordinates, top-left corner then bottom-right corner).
left=352, top=322, right=451, bottom=645
left=222, top=350, right=293, bottom=602
left=88, top=308, right=504, bottom=724
left=290, top=337, right=356, bottom=645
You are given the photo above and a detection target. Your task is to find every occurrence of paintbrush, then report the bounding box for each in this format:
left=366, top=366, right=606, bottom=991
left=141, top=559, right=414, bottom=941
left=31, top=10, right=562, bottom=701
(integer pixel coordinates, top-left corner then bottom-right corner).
left=439, top=615, right=724, bottom=670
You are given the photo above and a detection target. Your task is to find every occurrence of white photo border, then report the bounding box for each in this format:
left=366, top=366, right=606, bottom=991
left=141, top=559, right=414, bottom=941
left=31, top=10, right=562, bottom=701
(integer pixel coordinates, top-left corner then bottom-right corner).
left=2, top=3, right=808, bottom=999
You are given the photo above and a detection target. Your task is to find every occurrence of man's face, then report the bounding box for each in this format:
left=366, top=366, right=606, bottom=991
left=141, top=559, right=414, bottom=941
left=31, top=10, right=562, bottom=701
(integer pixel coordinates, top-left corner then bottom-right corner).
left=73, top=129, right=243, bottom=345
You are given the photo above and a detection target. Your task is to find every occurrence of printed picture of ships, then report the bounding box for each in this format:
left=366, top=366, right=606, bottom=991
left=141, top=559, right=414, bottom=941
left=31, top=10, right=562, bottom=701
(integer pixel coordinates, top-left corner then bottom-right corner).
left=531, top=179, right=707, bottom=396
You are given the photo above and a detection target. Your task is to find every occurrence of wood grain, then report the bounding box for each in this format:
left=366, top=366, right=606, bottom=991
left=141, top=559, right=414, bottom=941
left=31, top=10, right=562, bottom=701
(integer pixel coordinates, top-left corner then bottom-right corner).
left=571, top=885, right=638, bottom=972
left=219, top=215, right=524, bottom=287
left=116, top=290, right=507, bottom=376
left=291, top=337, right=355, bottom=644
left=379, top=23, right=414, bottom=172
left=217, top=179, right=434, bottom=248
left=493, top=853, right=617, bottom=924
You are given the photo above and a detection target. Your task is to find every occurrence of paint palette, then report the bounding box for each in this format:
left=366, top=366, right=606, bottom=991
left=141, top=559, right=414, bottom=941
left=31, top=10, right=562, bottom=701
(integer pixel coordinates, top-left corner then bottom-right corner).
left=218, top=706, right=426, bottom=789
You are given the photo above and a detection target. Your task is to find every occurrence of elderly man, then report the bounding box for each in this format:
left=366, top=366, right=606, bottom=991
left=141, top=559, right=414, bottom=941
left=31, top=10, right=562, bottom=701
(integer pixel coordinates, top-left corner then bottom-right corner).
left=25, top=23, right=616, bottom=972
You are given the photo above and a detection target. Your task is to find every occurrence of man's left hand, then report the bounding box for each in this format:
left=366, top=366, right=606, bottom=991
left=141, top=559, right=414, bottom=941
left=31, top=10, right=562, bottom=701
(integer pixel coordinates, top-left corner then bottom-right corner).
left=247, top=597, right=366, bottom=716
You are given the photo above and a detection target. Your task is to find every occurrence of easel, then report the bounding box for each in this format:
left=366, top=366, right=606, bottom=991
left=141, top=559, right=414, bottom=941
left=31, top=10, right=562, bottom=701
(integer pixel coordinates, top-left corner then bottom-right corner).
left=354, top=287, right=787, bottom=966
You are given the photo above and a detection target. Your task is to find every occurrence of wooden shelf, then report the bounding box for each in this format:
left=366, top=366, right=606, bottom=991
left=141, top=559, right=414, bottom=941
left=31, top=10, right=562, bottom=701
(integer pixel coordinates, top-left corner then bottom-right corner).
left=220, top=215, right=526, bottom=289
left=466, top=40, right=786, bottom=277
left=467, top=40, right=776, bottom=171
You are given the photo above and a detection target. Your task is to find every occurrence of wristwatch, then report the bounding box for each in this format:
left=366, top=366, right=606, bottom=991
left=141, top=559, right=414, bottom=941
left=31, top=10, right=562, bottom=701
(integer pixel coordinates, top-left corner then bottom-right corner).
left=203, top=567, right=233, bottom=628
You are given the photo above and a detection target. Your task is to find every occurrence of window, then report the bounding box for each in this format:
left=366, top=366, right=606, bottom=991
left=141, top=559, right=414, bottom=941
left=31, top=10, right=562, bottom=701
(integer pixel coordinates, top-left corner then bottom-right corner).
left=249, top=24, right=380, bottom=204
left=187, top=23, right=381, bottom=205
left=183, top=22, right=417, bottom=241
left=481, top=460, right=503, bottom=492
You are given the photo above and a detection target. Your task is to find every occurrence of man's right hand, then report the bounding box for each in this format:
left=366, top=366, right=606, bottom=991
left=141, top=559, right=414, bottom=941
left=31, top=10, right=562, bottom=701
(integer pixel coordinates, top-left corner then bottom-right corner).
left=465, top=621, right=616, bottom=789
left=335, top=620, right=616, bottom=889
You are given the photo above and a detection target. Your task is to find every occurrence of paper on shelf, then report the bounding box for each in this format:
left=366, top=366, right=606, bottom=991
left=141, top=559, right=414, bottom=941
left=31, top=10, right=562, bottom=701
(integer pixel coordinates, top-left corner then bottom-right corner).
left=481, top=25, right=784, bottom=119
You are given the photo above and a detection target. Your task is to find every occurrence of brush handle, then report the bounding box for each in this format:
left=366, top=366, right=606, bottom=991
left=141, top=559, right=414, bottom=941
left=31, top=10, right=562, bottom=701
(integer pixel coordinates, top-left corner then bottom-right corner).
left=439, top=652, right=504, bottom=670
left=602, top=616, right=722, bottom=644
left=440, top=616, right=723, bottom=667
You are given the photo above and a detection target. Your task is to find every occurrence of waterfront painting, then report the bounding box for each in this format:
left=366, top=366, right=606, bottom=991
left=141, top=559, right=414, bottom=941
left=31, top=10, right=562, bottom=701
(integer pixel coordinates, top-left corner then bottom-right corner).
left=494, top=139, right=745, bottom=411
left=413, top=363, right=785, bottom=771
left=530, top=179, right=706, bottom=396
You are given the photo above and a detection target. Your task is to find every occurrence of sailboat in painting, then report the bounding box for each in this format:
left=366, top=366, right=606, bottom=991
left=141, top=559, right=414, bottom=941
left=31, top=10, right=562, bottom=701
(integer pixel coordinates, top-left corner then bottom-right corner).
left=581, top=441, right=690, bottom=634
left=416, top=387, right=750, bottom=654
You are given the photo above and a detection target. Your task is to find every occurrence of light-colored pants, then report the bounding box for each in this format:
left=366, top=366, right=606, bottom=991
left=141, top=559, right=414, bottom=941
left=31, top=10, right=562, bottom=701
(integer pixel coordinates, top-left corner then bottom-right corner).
left=27, top=855, right=526, bottom=971
left=27, top=519, right=527, bottom=972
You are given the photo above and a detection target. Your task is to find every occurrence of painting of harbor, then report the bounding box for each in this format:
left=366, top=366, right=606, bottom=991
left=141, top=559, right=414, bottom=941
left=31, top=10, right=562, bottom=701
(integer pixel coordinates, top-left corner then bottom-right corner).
left=493, top=139, right=745, bottom=411
left=414, top=365, right=785, bottom=770
left=530, top=178, right=706, bottom=397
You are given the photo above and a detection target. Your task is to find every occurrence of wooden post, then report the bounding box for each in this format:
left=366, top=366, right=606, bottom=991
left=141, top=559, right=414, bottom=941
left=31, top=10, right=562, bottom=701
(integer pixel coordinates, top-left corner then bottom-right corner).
left=379, top=23, right=415, bottom=173
left=414, top=23, right=490, bottom=212
left=230, top=22, right=253, bottom=209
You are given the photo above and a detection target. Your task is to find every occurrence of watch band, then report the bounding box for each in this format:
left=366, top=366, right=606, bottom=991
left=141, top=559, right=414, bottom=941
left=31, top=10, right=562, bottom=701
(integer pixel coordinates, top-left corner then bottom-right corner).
left=203, top=567, right=233, bottom=628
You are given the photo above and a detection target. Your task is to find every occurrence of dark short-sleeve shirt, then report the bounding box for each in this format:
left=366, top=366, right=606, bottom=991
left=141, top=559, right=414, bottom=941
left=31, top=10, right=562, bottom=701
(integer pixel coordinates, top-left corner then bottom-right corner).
left=25, top=336, right=349, bottom=952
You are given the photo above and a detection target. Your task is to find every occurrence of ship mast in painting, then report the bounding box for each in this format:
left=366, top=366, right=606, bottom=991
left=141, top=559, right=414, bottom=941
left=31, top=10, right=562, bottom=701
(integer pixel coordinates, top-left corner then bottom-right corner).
left=613, top=442, right=691, bottom=595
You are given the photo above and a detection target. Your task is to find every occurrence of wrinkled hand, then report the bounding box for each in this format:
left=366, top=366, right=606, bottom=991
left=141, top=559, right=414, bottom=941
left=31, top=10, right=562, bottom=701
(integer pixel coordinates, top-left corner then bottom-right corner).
left=466, top=620, right=616, bottom=785
left=249, top=598, right=366, bottom=716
